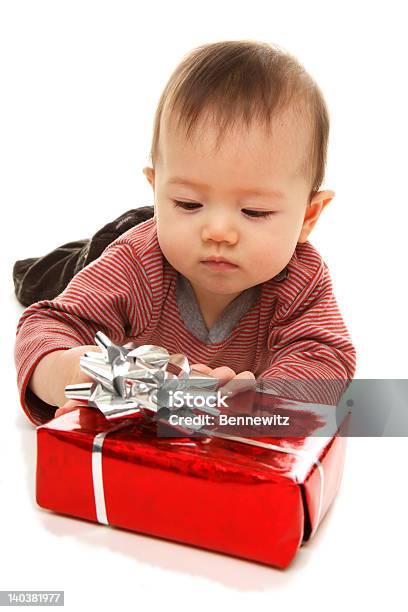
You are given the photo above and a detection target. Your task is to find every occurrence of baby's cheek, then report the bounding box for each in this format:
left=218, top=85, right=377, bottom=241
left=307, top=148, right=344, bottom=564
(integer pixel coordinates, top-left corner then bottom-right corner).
left=248, top=239, right=291, bottom=281
left=157, top=230, right=185, bottom=266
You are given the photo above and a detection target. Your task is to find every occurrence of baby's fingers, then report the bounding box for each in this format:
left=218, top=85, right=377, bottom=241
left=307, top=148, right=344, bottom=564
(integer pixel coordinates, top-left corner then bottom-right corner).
left=219, top=371, right=256, bottom=398
left=190, top=363, right=213, bottom=375
left=190, top=364, right=236, bottom=387
left=209, top=366, right=237, bottom=387
left=54, top=399, right=82, bottom=418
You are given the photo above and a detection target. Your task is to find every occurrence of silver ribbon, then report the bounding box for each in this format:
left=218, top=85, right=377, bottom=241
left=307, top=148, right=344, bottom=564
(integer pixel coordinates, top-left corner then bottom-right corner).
left=65, top=331, right=221, bottom=423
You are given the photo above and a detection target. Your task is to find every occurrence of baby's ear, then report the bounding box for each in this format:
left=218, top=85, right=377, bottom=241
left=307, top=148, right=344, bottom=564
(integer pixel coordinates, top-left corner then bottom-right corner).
left=310, top=189, right=335, bottom=211
left=143, top=166, right=155, bottom=189
left=298, top=190, right=335, bottom=243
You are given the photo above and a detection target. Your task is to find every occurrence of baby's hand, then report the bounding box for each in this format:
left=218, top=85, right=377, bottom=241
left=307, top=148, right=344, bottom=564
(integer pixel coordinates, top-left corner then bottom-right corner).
left=190, top=363, right=256, bottom=397
left=54, top=345, right=102, bottom=418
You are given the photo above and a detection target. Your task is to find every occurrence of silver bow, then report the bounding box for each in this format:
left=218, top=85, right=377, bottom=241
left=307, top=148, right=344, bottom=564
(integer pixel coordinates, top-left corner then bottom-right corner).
left=65, top=331, right=221, bottom=422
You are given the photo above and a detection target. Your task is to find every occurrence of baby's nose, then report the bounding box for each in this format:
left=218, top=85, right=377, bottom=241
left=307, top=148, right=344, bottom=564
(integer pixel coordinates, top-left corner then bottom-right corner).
left=201, top=216, right=238, bottom=244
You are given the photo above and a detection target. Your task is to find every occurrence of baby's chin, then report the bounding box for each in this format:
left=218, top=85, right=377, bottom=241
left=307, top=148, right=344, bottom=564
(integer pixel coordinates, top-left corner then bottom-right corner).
left=188, top=271, right=251, bottom=295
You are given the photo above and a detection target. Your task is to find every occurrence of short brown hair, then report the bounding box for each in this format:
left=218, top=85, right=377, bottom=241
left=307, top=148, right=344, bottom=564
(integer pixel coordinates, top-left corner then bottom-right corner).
left=149, top=40, right=330, bottom=198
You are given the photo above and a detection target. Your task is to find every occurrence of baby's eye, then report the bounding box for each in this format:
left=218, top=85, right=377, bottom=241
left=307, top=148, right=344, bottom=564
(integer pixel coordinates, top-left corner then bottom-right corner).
left=172, top=200, right=275, bottom=218
left=173, top=200, right=202, bottom=210
left=242, top=209, right=275, bottom=218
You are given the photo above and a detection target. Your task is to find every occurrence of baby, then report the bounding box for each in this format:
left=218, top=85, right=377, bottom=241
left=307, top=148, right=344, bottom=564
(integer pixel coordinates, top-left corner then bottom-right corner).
left=14, top=40, right=357, bottom=425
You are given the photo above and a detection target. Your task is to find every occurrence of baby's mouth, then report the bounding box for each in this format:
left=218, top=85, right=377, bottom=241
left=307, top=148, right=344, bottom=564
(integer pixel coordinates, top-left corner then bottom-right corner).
left=200, top=260, right=239, bottom=271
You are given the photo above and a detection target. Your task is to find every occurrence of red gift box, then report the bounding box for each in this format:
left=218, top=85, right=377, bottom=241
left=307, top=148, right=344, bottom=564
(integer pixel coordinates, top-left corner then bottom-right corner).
left=36, top=394, right=347, bottom=570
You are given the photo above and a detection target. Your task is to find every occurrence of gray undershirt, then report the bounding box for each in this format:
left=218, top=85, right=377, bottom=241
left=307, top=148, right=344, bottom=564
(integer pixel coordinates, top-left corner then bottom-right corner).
left=175, top=267, right=288, bottom=345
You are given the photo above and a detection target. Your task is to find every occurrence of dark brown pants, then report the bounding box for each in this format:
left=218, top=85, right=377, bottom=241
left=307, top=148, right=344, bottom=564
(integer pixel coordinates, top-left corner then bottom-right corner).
left=13, top=206, right=155, bottom=306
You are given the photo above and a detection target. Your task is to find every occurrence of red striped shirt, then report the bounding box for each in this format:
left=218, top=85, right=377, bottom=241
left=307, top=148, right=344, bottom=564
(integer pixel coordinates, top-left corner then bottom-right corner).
left=14, top=217, right=357, bottom=425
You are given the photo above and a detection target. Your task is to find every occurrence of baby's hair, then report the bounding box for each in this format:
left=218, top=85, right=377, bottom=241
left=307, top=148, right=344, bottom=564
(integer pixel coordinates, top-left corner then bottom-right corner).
left=149, top=40, right=330, bottom=200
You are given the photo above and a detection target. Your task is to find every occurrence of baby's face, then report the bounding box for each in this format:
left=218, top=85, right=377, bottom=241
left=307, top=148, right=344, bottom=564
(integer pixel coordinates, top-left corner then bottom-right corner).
left=145, top=113, right=327, bottom=302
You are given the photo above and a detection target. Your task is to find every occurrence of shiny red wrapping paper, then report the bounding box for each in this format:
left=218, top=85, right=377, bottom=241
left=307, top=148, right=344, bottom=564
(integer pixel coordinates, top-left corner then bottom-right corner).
left=36, top=393, right=347, bottom=569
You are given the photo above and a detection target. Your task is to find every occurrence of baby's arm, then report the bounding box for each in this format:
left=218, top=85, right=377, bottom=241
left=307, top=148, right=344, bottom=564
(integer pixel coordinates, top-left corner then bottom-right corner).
left=258, top=263, right=356, bottom=406
left=29, top=345, right=100, bottom=408
left=15, top=243, right=152, bottom=425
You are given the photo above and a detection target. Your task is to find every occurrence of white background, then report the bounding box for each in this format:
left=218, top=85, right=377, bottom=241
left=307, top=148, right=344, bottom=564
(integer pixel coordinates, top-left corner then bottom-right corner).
left=1, top=1, right=407, bottom=610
